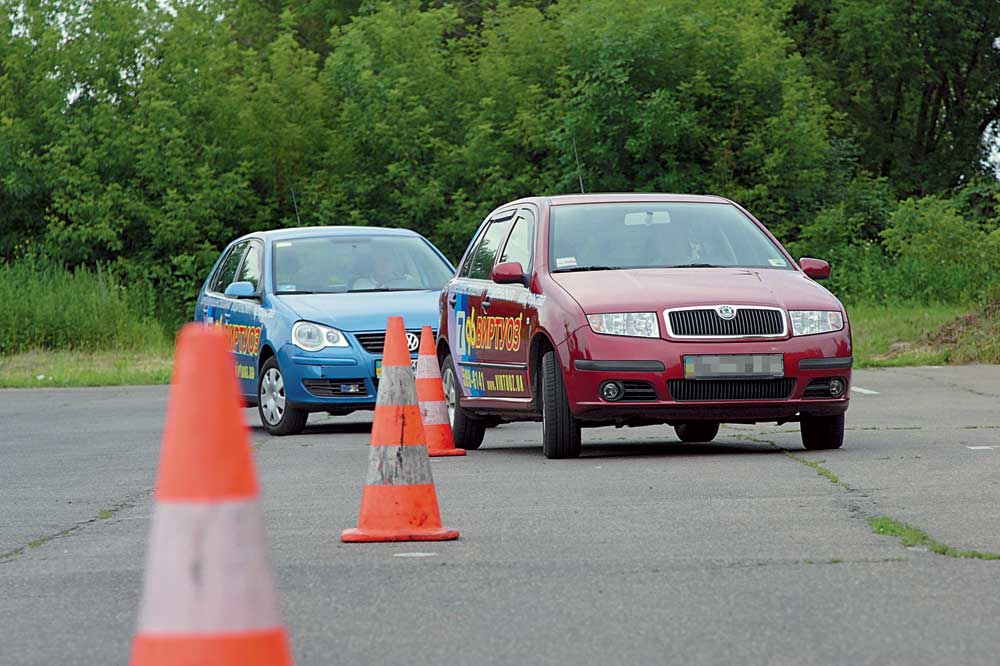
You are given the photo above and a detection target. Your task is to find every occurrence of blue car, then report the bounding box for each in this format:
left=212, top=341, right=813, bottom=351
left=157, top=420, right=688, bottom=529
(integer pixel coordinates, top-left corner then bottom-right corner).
left=194, top=226, right=455, bottom=435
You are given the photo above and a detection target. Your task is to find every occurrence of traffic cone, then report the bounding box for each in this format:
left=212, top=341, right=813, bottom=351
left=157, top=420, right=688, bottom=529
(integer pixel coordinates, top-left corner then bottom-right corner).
left=342, top=316, right=459, bottom=542
left=416, top=326, right=465, bottom=457
left=131, top=323, right=292, bottom=666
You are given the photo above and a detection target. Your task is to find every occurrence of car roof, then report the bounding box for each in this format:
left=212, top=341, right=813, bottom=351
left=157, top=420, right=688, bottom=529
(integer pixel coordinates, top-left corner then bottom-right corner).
left=501, top=193, right=734, bottom=208
left=244, top=226, right=423, bottom=242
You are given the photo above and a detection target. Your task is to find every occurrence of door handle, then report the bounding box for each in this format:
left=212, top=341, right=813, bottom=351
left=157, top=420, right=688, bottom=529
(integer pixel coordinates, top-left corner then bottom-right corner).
left=448, top=294, right=457, bottom=305
left=481, top=299, right=492, bottom=310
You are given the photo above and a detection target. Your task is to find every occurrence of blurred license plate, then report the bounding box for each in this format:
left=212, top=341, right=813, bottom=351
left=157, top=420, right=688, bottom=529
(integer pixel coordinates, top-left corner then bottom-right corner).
left=683, top=354, right=783, bottom=379
left=375, top=358, right=419, bottom=377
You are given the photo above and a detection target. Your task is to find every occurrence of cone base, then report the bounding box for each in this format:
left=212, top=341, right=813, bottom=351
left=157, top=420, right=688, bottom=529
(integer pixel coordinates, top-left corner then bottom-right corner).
left=428, top=447, right=466, bottom=457
left=341, top=526, right=459, bottom=543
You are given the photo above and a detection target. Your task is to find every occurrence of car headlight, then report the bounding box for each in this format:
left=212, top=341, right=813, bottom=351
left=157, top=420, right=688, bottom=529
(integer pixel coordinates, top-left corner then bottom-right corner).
left=291, top=321, right=349, bottom=351
left=789, top=310, right=844, bottom=336
left=587, top=312, right=660, bottom=338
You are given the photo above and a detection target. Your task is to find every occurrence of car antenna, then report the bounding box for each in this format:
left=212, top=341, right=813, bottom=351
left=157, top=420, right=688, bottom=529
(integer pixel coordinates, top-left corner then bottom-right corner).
left=572, top=136, right=585, bottom=194
left=290, top=186, right=302, bottom=225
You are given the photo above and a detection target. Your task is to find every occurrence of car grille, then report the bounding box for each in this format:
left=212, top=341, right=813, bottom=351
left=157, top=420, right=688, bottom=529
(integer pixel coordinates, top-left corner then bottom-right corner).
left=621, top=380, right=658, bottom=401
left=666, top=307, right=785, bottom=337
left=353, top=330, right=428, bottom=354
left=302, top=379, right=370, bottom=397
left=667, top=378, right=796, bottom=401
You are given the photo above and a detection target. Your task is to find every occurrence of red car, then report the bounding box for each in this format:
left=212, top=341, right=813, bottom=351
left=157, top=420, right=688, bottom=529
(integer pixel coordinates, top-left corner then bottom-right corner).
left=437, top=194, right=851, bottom=458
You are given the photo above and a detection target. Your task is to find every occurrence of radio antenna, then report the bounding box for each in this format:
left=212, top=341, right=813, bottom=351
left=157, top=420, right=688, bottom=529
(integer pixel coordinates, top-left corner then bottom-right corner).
left=290, top=186, right=302, bottom=225
left=572, top=136, right=585, bottom=194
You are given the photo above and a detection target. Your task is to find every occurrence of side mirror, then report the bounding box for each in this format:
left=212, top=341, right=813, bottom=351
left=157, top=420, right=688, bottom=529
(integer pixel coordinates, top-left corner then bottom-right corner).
left=224, top=281, right=257, bottom=298
left=799, top=258, right=830, bottom=280
left=491, top=261, right=527, bottom=286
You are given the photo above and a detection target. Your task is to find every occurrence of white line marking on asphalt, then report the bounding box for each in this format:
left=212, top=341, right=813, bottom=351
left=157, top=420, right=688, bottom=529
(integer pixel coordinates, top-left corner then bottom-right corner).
left=851, top=387, right=880, bottom=395
left=967, top=446, right=994, bottom=451
left=393, top=552, right=437, bottom=558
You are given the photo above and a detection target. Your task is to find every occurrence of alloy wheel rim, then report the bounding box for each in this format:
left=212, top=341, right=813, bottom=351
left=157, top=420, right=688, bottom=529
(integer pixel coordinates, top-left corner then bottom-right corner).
left=442, top=366, right=457, bottom=427
left=260, top=367, right=286, bottom=425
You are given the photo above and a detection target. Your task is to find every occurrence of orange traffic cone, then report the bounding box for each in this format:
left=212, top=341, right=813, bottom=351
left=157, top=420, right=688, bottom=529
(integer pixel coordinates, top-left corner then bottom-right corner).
left=416, top=326, right=465, bottom=457
left=342, top=316, right=459, bottom=542
left=131, top=324, right=292, bottom=666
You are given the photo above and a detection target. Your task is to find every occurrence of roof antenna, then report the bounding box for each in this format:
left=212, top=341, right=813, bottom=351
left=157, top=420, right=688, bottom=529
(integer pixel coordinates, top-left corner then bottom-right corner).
left=290, top=186, right=302, bottom=225
left=572, top=136, right=585, bottom=194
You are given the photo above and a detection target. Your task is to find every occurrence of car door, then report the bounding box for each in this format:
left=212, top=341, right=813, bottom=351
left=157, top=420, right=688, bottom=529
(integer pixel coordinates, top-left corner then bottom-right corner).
left=446, top=210, right=516, bottom=398
left=476, top=206, right=537, bottom=400
left=226, top=239, right=265, bottom=397
left=198, top=240, right=249, bottom=328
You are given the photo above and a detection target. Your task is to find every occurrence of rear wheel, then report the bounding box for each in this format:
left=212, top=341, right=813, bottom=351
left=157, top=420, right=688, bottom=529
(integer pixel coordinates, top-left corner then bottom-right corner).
left=442, top=354, right=486, bottom=450
left=674, top=422, right=720, bottom=443
left=541, top=351, right=581, bottom=459
left=258, top=356, right=307, bottom=436
left=800, top=414, right=845, bottom=450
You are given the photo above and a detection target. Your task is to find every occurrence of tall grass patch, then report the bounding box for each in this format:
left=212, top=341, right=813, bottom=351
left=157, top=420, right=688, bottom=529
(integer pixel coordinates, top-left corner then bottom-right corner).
left=0, top=258, right=170, bottom=355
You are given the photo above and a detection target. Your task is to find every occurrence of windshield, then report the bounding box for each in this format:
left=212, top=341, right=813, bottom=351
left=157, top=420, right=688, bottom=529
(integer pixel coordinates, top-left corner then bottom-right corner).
left=272, top=235, right=453, bottom=294
left=548, top=202, right=791, bottom=272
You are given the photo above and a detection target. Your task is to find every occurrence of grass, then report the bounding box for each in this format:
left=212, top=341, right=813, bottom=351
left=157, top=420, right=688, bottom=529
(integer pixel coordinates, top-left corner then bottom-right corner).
left=848, top=302, right=972, bottom=367
left=868, top=516, right=1000, bottom=560
left=782, top=450, right=850, bottom=489
left=0, top=257, right=169, bottom=355
left=0, top=348, right=173, bottom=388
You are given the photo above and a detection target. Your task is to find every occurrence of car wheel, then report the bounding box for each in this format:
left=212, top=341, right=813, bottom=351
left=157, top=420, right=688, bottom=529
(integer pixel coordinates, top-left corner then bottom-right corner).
left=442, top=354, right=486, bottom=450
left=674, top=422, right=720, bottom=443
left=258, top=357, right=307, bottom=436
left=800, top=414, right=845, bottom=450
left=541, top=351, right=581, bottom=459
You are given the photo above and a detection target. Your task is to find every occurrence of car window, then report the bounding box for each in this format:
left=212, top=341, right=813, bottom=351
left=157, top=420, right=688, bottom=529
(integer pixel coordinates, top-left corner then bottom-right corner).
left=548, top=202, right=791, bottom=271
left=499, top=209, right=535, bottom=271
left=211, top=241, right=249, bottom=293
left=272, top=235, right=453, bottom=294
left=237, top=242, right=263, bottom=290
left=464, top=217, right=515, bottom=280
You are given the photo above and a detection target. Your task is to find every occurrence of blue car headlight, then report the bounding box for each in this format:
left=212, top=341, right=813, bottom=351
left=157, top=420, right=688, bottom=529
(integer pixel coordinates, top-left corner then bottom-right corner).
left=292, top=321, right=349, bottom=351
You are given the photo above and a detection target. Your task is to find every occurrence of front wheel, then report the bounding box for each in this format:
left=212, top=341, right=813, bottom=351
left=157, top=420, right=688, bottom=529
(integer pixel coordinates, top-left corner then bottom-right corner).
left=258, top=357, right=307, bottom=436
left=541, top=351, right=581, bottom=459
left=800, top=414, right=845, bottom=450
left=441, top=354, right=486, bottom=450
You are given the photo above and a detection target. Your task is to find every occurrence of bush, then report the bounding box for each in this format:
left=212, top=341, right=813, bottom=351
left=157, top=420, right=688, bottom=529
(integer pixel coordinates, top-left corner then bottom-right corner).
left=0, top=257, right=170, bottom=355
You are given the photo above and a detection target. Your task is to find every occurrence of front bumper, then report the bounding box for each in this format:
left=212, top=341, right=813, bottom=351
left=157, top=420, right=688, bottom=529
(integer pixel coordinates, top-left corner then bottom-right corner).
left=559, top=327, right=852, bottom=423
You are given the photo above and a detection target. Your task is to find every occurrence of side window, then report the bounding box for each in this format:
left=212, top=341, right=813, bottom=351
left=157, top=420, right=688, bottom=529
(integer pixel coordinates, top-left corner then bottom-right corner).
left=211, top=241, right=248, bottom=293
left=464, top=217, right=515, bottom=280
left=236, top=242, right=263, bottom=290
left=499, top=209, right=535, bottom=271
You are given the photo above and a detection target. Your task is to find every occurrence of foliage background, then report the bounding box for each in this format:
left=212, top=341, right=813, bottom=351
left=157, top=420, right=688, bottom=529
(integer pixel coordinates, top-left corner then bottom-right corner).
left=2, top=0, right=999, bottom=329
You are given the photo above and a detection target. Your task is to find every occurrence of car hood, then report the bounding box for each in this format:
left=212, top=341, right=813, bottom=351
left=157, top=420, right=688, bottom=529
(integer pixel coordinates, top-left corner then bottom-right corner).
left=276, top=290, right=441, bottom=332
left=551, top=268, right=842, bottom=313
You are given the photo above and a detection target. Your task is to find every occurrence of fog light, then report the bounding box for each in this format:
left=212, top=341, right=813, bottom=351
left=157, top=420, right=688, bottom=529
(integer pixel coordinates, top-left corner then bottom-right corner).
left=600, top=381, right=624, bottom=402
left=829, top=377, right=845, bottom=397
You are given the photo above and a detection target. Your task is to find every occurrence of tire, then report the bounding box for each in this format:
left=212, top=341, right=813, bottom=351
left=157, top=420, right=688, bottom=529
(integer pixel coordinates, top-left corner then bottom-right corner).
left=258, top=356, right=308, bottom=436
left=541, top=351, right=582, bottom=459
left=800, top=414, right=845, bottom=450
left=441, top=354, right=486, bottom=450
left=674, top=422, right=720, bottom=443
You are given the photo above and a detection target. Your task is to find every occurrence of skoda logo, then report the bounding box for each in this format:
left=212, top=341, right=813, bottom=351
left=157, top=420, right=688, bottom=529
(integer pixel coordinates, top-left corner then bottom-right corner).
left=405, top=332, right=420, bottom=352
left=716, top=305, right=737, bottom=320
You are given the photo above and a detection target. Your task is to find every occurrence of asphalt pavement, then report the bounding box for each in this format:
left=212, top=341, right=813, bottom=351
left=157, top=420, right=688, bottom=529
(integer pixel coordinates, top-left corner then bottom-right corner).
left=2, top=366, right=999, bottom=665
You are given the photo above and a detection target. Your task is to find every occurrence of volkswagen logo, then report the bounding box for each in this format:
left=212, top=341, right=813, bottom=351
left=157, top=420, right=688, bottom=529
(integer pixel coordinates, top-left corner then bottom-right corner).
left=405, top=332, right=420, bottom=352
left=716, top=305, right=737, bottom=320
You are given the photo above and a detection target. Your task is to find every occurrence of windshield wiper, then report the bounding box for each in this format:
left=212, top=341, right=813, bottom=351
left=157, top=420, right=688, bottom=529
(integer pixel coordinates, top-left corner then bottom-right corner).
left=552, top=265, right=622, bottom=273
left=660, top=263, right=722, bottom=268
left=346, top=288, right=422, bottom=293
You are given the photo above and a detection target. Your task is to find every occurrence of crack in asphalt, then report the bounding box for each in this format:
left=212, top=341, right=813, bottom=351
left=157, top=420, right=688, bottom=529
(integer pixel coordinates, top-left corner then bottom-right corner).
left=736, top=433, right=999, bottom=562
left=890, top=368, right=1000, bottom=400
left=0, top=488, right=152, bottom=564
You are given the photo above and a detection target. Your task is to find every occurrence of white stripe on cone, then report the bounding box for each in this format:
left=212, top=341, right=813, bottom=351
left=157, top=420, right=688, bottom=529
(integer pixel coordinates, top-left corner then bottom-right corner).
left=419, top=400, right=450, bottom=426
left=415, top=357, right=441, bottom=379
left=138, top=500, right=282, bottom=634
